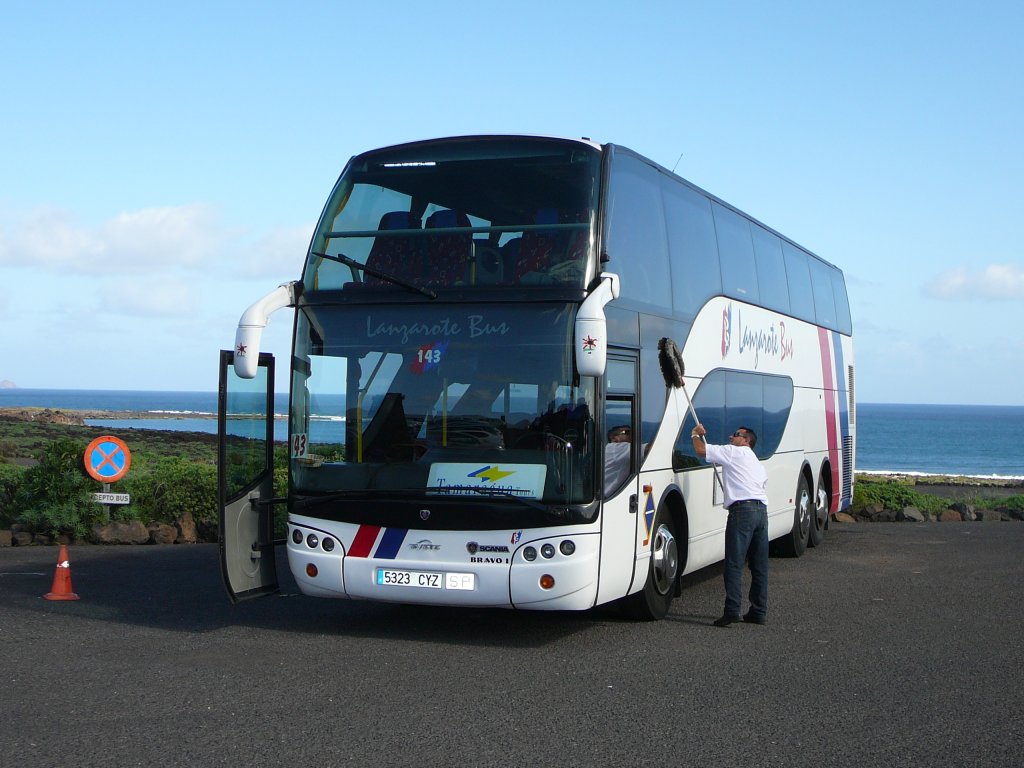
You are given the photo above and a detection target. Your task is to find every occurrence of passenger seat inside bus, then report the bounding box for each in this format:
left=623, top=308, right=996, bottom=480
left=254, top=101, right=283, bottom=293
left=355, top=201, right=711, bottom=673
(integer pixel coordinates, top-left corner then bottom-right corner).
left=363, top=211, right=422, bottom=286
left=424, top=209, right=473, bottom=286
left=513, top=208, right=587, bottom=284
left=513, top=207, right=560, bottom=283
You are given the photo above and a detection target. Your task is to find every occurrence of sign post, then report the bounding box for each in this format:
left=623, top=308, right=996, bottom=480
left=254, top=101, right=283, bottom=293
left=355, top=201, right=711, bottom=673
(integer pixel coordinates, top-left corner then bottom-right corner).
left=84, top=436, right=132, bottom=520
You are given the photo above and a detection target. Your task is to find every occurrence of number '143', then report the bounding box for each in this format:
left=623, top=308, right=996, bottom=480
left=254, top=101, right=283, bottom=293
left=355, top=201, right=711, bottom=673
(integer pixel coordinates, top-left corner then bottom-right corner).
left=418, top=348, right=441, bottom=364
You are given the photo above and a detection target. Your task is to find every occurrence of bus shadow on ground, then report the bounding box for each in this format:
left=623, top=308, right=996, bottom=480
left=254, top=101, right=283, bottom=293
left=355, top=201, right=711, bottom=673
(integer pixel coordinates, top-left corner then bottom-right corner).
left=6, top=544, right=676, bottom=649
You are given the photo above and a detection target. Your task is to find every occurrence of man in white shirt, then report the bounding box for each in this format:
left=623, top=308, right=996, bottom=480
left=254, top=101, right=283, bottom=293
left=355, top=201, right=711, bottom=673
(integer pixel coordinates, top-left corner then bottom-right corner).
left=603, top=425, right=632, bottom=495
left=691, top=424, right=769, bottom=627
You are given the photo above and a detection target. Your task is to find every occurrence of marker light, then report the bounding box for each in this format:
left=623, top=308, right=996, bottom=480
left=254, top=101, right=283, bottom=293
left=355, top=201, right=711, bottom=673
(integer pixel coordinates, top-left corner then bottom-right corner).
left=541, top=543, right=556, bottom=559
left=539, top=574, right=555, bottom=590
left=306, top=533, right=319, bottom=549
left=559, top=540, right=576, bottom=556
left=292, top=529, right=303, bottom=544
left=306, top=563, right=318, bottom=578
left=523, top=546, right=538, bottom=562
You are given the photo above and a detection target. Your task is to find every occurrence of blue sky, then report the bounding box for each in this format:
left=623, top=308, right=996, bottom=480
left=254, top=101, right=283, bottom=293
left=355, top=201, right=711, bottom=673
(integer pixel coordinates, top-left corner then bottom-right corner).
left=2, top=1, right=1022, bottom=404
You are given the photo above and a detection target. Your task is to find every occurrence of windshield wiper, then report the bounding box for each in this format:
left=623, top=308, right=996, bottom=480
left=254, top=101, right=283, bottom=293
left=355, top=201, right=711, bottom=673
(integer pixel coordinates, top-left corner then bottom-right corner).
left=293, top=488, right=424, bottom=509
left=311, top=251, right=436, bottom=299
left=425, top=485, right=565, bottom=517
left=294, top=486, right=567, bottom=518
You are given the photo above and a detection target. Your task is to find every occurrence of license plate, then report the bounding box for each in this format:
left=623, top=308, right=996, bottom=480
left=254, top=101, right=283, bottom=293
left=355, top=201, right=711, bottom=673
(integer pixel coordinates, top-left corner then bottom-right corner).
left=375, top=569, right=475, bottom=591
left=376, top=568, right=442, bottom=589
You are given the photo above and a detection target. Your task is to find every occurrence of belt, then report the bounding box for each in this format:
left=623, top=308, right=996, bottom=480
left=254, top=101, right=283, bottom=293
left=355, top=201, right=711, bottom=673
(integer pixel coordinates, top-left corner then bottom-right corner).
left=728, top=500, right=766, bottom=511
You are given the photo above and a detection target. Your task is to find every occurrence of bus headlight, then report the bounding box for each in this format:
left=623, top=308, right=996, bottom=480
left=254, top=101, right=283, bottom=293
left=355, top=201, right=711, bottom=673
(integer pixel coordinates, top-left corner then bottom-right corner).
left=559, top=540, right=576, bottom=556
left=292, top=529, right=303, bottom=545
left=306, top=533, right=319, bottom=549
left=523, top=546, right=537, bottom=562
left=541, top=543, right=556, bottom=559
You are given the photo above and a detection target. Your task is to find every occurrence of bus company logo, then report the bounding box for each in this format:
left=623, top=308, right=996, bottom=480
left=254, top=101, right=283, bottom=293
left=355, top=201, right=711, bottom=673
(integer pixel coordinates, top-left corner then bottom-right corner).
left=408, top=539, right=441, bottom=551
left=722, top=304, right=795, bottom=367
left=581, top=334, right=599, bottom=355
left=468, top=465, right=515, bottom=483
left=419, top=509, right=431, bottom=521
left=721, top=305, right=733, bottom=358
left=510, top=530, right=522, bottom=545
left=466, top=542, right=511, bottom=555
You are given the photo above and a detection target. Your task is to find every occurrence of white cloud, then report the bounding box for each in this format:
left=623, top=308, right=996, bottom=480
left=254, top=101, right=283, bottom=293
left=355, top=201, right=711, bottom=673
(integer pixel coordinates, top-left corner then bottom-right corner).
left=246, top=223, right=315, bottom=279
left=925, top=263, right=1024, bottom=300
left=0, top=203, right=314, bottom=284
left=0, top=204, right=226, bottom=273
left=102, top=275, right=199, bottom=317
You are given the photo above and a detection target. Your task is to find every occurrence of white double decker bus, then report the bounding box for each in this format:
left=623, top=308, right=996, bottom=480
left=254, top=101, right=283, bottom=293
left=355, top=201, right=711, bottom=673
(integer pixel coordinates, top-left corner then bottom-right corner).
left=218, top=135, right=854, bottom=620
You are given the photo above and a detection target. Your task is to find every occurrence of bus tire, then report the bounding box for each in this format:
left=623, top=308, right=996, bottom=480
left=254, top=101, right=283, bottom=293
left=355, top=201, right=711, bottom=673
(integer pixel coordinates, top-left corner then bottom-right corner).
left=808, top=473, right=829, bottom=548
left=773, top=473, right=811, bottom=558
left=621, top=508, right=680, bottom=621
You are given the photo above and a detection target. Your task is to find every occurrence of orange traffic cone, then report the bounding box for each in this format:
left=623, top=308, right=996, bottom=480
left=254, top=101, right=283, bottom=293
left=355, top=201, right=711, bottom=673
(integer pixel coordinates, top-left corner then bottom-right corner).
left=44, top=544, right=80, bottom=601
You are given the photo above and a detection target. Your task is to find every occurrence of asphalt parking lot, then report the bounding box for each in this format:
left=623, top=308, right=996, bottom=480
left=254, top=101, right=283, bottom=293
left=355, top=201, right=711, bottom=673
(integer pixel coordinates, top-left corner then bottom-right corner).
left=2, top=522, right=1022, bottom=767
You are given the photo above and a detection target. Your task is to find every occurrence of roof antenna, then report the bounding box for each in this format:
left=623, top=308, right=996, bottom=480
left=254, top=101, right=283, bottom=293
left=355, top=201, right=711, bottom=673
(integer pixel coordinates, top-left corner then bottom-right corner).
left=671, top=152, right=684, bottom=174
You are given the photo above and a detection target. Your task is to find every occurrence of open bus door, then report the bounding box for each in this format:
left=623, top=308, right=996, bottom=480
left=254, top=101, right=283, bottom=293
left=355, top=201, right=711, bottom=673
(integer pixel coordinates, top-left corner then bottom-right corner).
left=218, top=349, right=279, bottom=602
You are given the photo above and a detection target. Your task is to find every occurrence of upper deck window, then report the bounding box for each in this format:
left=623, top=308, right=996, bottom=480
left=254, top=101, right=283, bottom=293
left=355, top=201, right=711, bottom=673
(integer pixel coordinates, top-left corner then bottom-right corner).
left=305, top=138, right=600, bottom=293
left=605, top=152, right=673, bottom=312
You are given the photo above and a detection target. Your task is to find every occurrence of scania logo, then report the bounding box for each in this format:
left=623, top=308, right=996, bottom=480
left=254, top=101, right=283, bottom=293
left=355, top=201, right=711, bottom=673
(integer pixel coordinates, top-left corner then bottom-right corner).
left=466, top=542, right=510, bottom=554
left=419, top=509, right=431, bottom=521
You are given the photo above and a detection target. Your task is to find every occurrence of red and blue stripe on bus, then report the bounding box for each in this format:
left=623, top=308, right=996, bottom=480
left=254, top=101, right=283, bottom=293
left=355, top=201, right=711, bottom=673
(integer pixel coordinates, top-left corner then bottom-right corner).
left=817, top=328, right=852, bottom=512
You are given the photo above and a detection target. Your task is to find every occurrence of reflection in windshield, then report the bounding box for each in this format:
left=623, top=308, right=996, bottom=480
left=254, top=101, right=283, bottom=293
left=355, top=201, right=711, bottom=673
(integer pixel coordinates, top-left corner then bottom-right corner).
left=290, top=303, right=595, bottom=508
left=304, top=137, right=600, bottom=292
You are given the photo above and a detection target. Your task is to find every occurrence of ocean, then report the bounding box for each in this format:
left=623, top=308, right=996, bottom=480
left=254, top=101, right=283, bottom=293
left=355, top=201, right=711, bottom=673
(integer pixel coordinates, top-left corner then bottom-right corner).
left=1, top=389, right=1022, bottom=479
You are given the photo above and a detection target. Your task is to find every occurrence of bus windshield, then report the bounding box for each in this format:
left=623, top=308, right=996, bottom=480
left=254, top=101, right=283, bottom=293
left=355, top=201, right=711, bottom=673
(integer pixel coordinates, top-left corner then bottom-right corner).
left=290, top=302, right=596, bottom=511
left=304, top=137, right=600, bottom=292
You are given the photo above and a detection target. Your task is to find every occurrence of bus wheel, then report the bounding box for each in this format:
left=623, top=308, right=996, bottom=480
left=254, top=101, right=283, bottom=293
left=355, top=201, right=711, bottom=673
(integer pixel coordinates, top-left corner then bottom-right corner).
left=622, top=509, right=679, bottom=621
left=808, top=480, right=828, bottom=548
left=773, top=474, right=810, bottom=558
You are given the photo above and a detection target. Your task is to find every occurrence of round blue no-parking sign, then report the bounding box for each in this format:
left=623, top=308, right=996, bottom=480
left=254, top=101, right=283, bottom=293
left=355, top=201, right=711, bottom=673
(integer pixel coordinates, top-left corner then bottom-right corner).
left=84, top=435, right=132, bottom=483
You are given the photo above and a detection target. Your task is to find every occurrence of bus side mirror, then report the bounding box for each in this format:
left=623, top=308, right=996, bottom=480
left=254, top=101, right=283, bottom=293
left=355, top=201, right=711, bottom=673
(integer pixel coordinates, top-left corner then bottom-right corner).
left=233, top=282, right=299, bottom=378
left=575, top=272, right=620, bottom=378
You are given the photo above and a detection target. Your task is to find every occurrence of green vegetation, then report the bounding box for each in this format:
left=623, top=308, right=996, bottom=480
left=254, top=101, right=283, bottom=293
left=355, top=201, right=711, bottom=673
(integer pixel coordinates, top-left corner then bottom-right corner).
left=852, top=474, right=1024, bottom=520
left=9, top=437, right=101, bottom=539
left=852, top=477, right=950, bottom=517
left=0, top=416, right=287, bottom=541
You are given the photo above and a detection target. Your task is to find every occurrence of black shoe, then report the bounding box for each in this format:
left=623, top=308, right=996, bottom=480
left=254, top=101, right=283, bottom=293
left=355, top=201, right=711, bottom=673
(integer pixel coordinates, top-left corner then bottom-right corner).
left=713, top=614, right=740, bottom=627
left=742, top=612, right=766, bottom=625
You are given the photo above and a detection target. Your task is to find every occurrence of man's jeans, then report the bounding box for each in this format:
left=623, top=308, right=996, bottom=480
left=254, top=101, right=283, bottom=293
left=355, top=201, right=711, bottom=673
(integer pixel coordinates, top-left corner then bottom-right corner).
left=723, top=501, right=768, bottom=619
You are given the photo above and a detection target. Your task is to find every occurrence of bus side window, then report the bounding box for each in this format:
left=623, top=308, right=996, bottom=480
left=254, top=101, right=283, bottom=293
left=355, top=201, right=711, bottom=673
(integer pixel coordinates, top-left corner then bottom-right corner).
left=782, top=242, right=814, bottom=322
left=605, top=153, right=672, bottom=311
left=672, top=371, right=794, bottom=470
left=604, top=398, right=634, bottom=496
left=713, top=202, right=759, bottom=303
left=751, top=226, right=790, bottom=314
left=663, top=178, right=721, bottom=322
left=808, top=258, right=838, bottom=329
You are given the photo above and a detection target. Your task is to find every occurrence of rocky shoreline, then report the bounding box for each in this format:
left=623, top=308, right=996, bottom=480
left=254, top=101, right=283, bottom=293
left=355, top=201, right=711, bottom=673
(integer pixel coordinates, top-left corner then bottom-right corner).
left=0, top=406, right=219, bottom=425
